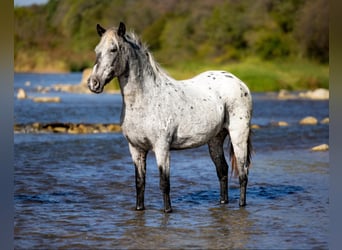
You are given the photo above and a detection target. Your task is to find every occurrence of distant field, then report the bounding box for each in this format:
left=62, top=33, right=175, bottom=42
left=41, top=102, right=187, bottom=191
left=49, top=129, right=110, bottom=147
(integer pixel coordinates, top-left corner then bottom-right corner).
left=104, top=57, right=328, bottom=93
left=15, top=54, right=328, bottom=93
left=163, top=57, right=329, bottom=92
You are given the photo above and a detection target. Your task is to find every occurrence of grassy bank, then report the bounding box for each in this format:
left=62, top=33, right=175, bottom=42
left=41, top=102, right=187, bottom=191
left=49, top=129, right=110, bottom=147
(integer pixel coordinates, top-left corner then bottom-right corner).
left=164, top=57, right=328, bottom=92
left=16, top=56, right=328, bottom=93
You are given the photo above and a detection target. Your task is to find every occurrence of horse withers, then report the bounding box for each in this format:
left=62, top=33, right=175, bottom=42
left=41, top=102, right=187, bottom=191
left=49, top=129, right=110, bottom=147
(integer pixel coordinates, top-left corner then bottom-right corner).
left=88, top=22, right=253, bottom=213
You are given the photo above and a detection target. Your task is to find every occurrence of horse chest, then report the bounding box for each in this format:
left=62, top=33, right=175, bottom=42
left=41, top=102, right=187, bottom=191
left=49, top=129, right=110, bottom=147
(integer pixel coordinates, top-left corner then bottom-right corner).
left=120, top=103, right=166, bottom=149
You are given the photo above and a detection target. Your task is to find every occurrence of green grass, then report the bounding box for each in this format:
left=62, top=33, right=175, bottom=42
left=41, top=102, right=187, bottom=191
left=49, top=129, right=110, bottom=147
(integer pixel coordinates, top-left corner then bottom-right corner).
left=16, top=52, right=328, bottom=93
left=163, top=57, right=329, bottom=92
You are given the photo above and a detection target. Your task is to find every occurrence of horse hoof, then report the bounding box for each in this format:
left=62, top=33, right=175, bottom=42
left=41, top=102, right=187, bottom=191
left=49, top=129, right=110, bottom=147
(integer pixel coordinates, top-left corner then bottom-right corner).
left=239, top=202, right=246, bottom=207
left=220, top=200, right=228, bottom=204
left=136, top=206, right=145, bottom=211
left=164, top=207, right=173, bottom=213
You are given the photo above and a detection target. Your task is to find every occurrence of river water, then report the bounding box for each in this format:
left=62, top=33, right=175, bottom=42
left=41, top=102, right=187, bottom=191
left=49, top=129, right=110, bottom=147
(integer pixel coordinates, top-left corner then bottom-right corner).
left=14, top=73, right=329, bottom=249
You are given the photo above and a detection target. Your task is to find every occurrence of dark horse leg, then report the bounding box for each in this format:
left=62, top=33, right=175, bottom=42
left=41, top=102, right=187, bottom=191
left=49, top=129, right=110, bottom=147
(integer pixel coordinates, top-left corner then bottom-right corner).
left=208, top=129, right=229, bottom=204
left=128, top=144, right=147, bottom=211
left=154, top=144, right=172, bottom=213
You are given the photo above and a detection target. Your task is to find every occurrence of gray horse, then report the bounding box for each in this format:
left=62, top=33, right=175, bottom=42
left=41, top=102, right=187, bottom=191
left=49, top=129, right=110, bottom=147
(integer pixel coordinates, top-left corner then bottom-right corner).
left=88, top=22, right=253, bottom=213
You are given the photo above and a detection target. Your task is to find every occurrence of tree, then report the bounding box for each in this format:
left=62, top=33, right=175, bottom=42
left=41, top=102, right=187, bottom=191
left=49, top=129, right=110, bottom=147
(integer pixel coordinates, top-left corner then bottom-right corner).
left=295, top=0, right=329, bottom=62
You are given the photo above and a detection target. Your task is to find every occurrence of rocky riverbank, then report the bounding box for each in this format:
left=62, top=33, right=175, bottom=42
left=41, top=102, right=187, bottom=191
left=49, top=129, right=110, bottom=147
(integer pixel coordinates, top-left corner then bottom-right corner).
left=16, top=68, right=328, bottom=99
left=14, top=115, right=329, bottom=134
left=277, top=88, right=329, bottom=100
left=14, top=113, right=329, bottom=133
left=14, top=122, right=122, bottom=134
left=14, top=115, right=329, bottom=151
left=16, top=68, right=118, bottom=101
left=38, top=68, right=119, bottom=94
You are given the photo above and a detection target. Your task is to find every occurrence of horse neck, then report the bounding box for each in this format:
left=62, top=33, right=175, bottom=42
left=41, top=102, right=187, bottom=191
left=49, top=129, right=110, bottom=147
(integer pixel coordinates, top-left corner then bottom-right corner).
left=118, top=49, right=171, bottom=101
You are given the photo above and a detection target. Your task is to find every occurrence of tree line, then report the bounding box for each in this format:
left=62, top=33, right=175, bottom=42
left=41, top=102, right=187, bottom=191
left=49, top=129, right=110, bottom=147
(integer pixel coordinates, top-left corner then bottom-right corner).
left=14, top=0, right=328, bottom=72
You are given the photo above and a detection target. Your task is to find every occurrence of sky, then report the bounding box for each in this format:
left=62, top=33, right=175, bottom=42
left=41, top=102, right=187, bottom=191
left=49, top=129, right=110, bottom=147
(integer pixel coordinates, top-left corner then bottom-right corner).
left=14, top=0, right=48, bottom=6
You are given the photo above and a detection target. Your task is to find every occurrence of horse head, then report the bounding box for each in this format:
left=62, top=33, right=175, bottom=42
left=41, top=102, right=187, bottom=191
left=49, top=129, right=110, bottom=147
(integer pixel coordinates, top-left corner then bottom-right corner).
left=88, top=22, right=128, bottom=93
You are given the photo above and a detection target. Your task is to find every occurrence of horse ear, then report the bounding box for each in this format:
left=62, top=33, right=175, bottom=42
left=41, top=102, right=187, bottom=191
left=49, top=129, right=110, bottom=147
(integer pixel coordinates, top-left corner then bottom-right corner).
left=97, top=24, right=106, bottom=37
left=118, top=22, right=126, bottom=37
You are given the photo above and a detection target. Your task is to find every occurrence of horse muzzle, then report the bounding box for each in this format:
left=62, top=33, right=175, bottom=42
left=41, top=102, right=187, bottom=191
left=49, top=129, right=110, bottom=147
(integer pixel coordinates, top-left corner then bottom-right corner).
left=87, top=76, right=104, bottom=94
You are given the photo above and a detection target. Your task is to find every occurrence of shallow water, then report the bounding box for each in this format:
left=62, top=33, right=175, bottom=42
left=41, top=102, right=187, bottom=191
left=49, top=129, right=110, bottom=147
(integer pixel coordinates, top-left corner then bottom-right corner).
left=14, top=73, right=329, bottom=249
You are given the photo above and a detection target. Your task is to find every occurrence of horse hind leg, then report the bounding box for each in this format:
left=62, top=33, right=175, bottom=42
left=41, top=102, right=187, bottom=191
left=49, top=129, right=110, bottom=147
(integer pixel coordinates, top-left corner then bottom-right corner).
left=229, top=127, right=252, bottom=207
left=208, top=129, right=229, bottom=204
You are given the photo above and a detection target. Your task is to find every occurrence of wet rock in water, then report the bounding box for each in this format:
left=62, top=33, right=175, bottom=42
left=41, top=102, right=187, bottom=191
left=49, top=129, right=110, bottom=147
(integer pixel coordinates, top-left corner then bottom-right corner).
left=52, top=126, right=68, bottom=133
left=251, top=124, right=261, bottom=129
left=278, top=89, right=297, bottom=100
left=42, top=123, right=69, bottom=133
left=277, top=121, right=289, bottom=127
left=52, top=68, right=119, bottom=94
left=14, top=122, right=122, bottom=134
left=36, top=85, right=52, bottom=93
left=17, top=88, right=27, bottom=99
left=278, top=88, right=329, bottom=100
left=67, top=126, right=80, bottom=134
left=75, top=124, right=89, bottom=133
left=278, top=121, right=289, bottom=126
left=270, top=121, right=289, bottom=127
left=32, top=122, right=41, bottom=129
left=32, top=97, right=61, bottom=103
left=320, top=117, right=329, bottom=124
left=299, top=88, right=329, bottom=100
left=14, top=124, right=22, bottom=132
left=52, top=68, right=92, bottom=94
left=81, top=68, right=92, bottom=86
left=107, top=124, right=122, bottom=132
left=299, top=116, right=318, bottom=125
left=311, top=144, right=329, bottom=151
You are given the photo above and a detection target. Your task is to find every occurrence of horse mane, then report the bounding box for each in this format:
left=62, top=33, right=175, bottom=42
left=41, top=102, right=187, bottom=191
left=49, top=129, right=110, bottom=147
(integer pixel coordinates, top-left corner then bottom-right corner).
left=116, top=28, right=171, bottom=80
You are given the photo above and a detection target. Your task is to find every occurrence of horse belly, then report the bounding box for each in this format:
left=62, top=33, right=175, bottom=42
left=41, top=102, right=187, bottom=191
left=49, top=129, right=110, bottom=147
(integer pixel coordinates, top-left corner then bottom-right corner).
left=170, top=132, right=216, bottom=150
left=170, top=108, right=224, bottom=150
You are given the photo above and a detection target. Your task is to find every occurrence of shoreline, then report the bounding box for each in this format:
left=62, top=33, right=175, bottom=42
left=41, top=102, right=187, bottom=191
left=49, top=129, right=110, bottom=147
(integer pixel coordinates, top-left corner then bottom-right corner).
left=14, top=116, right=329, bottom=134
left=15, top=67, right=329, bottom=99
left=14, top=56, right=329, bottom=94
left=16, top=83, right=329, bottom=101
left=14, top=120, right=329, bottom=152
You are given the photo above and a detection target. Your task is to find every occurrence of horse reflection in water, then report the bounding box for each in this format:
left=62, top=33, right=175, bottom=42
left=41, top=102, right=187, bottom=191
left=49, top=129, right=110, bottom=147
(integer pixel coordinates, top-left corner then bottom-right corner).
left=88, top=22, right=253, bottom=213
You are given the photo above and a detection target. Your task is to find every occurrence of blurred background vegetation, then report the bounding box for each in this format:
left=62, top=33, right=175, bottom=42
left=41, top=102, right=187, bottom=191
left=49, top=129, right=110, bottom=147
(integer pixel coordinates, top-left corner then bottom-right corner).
left=14, top=0, right=328, bottom=91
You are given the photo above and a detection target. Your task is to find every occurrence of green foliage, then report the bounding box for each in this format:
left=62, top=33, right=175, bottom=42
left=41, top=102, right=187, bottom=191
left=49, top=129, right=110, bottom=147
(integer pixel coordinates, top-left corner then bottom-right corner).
left=255, top=32, right=291, bottom=60
left=294, top=0, right=329, bottom=63
left=269, top=0, right=305, bottom=33
left=14, top=0, right=328, bottom=91
left=205, top=2, right=250, bottom=51
left=165, top=57, right=328, bottom=92
left=142, top=16, right=167, bottom=51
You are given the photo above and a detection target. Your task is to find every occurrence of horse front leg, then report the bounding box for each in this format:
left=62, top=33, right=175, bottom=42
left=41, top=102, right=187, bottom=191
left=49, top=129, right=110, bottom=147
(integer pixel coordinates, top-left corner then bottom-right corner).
left=128, top=144, right=147, bottom=211
left=155, top=146, right=172, bottom=213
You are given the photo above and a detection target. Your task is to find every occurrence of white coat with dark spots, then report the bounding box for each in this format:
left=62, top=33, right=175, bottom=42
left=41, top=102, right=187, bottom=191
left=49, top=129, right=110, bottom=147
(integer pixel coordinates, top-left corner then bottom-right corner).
left=88, top=22, right=253, bottom=213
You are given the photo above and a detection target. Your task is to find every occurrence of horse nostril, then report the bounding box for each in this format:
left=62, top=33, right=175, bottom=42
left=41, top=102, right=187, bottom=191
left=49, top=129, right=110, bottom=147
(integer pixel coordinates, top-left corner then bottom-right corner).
left=88, top=76, right=103, bottom=93
left=93, top=79, right=99, bottom=88
left=89, top=77, right=100, bottom=90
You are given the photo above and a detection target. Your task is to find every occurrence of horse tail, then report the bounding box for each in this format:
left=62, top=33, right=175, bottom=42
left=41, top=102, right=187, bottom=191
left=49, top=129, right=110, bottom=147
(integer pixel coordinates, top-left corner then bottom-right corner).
left=229, top=129, right=253, bottom=177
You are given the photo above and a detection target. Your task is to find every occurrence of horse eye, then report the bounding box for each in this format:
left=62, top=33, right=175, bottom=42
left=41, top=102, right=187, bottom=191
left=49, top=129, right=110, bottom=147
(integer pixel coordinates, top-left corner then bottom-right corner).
left=110, top=48, right=118, bottom=53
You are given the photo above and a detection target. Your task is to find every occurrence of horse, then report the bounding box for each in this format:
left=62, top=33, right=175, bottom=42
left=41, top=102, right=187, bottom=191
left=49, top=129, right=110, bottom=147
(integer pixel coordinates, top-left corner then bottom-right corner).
left=88, top=22, right=253, bottom=213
